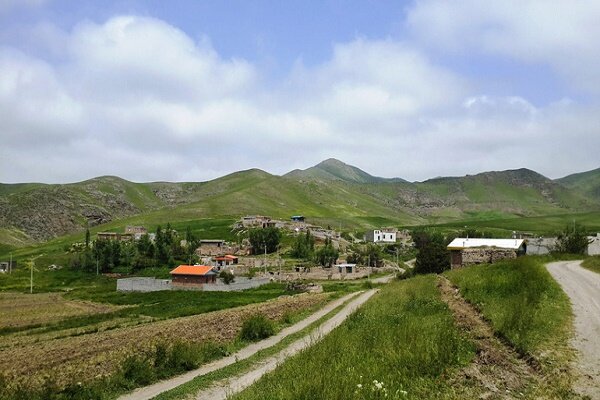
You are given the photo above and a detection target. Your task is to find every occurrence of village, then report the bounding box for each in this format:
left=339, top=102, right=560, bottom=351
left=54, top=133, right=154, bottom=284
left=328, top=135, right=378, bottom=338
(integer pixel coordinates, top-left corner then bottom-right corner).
left=61, top=214, right=600, bottom=293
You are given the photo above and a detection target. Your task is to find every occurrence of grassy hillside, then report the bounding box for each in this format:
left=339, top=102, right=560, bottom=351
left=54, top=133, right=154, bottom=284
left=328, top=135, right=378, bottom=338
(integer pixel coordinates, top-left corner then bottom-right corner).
left=1, top=162, right=598, bottom=251
left=557, top=167, right=600, bottom=200
left=284, top=158, right=406, bottom=183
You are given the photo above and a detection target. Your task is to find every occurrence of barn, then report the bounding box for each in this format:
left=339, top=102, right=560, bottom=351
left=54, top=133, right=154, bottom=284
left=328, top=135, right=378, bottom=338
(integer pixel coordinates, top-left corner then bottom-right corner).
left=170, top=265, right=218, bottom=287
left=447, top=238, right=526, bottom=268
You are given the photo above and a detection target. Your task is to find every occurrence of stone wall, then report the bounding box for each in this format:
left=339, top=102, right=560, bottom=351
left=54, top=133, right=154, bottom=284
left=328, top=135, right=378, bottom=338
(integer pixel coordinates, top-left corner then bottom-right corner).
left=461, top=248, right=518, bottom=266
left=117, top=277, right=172, bottom=292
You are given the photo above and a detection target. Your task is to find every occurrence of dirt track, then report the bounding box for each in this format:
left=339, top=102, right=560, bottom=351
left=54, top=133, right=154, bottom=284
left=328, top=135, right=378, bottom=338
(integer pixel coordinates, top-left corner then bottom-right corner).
left=547, top=260, right=600, bottom=399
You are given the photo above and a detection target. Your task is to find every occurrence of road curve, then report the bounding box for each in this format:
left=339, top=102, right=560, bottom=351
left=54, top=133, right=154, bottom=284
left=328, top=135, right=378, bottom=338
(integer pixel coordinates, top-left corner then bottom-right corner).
left=194, top=289, right=379, bottom=400
left=547, top=260, right=600, bottom=399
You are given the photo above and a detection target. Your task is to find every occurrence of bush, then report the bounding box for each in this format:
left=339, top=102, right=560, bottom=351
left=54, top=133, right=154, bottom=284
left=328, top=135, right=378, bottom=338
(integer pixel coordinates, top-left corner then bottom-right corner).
left=219, top=270, right=235, bottom=284
left=239, top=314, right=275, bottom=341
left=121, top=354, right=155, bottom=386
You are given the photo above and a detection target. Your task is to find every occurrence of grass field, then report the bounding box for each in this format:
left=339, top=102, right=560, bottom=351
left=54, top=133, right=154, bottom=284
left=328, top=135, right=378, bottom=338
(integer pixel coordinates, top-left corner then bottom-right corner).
left=445, top=257, right=575, bottom=397
left=582, top=256, right=600, bottom=274
left=233, top=276, right=477, bottom=400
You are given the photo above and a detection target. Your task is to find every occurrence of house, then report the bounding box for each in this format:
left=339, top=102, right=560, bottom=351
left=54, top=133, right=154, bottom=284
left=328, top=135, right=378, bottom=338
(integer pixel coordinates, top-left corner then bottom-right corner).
left=364, top=229, right=397, bottom=243
left=241, top=215, right=272, bottom=228
left=526, top=237, right=557, bottom=255
left=588, top=233, right=600, bottom=256
left=0, top=260, right=17, bottom=273
left=213, top=255, right=239, bottom=268
left=170, top=265, right=217, bottom=287
left=125, top=226, right=148, bottom=240
left=291, top=215, right=305, bottom=222
left=336, top=263, right=357, bottom=274
left=447, top=238, right=526, bottom=268
left=97, top=232, right=134, bottom=242
left=197, top=239, right=226, bottom=256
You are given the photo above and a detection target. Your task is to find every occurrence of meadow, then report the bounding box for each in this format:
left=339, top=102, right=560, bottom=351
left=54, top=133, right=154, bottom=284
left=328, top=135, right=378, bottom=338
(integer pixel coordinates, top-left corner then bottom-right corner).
left=233, top=275, right=478, bottom=400
left=445, top=257, right=576, bottom=397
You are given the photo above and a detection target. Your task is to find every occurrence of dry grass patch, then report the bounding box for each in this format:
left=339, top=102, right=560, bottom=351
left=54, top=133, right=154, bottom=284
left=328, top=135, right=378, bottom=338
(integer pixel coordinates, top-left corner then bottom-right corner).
left=0, top=292, right=119, bottom=330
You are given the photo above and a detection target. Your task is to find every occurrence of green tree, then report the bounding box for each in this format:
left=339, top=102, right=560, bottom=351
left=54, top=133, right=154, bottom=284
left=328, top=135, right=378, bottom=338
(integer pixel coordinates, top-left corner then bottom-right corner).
left=291, top=230, right=315, bottom=260
left=248, top=227, right=281, bottom=254
left=554, top=223, right=592, bottom=254
left=414, top=231, right=450, bottom=274
left=315, top=237, right=339, bottom=267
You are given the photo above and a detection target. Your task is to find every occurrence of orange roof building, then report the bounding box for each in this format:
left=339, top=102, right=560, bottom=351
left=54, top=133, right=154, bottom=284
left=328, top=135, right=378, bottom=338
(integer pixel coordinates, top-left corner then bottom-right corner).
left=170, top=265, right=217, bottom=286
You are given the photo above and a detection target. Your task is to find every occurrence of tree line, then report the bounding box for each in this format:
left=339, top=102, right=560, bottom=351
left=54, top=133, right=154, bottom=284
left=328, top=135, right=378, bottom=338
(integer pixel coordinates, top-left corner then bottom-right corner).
left=72, top=224, right=200, bottom=273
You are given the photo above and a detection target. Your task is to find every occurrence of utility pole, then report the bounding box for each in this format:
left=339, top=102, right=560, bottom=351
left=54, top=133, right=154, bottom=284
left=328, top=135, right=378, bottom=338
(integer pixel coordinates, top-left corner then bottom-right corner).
left=264, top=243, right=267, bottom=276
left=96, top=257, right=99, bottom=276
left=30, top=259, right=33, bottom=294
left=9, top=253, right=12, bottom=274
left=368, top=254, right=370, bottom=280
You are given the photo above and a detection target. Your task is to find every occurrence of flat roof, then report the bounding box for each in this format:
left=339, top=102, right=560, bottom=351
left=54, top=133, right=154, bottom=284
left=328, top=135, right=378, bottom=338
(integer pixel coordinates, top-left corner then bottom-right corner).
left=447, top=238, right=525, bottom=250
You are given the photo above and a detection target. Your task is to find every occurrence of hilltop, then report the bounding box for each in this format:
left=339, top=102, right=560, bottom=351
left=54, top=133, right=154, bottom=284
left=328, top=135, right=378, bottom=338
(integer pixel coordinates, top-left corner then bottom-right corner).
left=0, top=161, right=598, bottom=247
left=284, top=158, right=407, bottom=184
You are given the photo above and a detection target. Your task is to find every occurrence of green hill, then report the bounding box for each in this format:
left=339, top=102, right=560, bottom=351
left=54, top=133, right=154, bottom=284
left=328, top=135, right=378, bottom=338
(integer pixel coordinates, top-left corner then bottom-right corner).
left=284, top=158, right=406, bottom=183
left=557, top=167, right=600, bottom=200
left=0, top=162, right=598, bottom=249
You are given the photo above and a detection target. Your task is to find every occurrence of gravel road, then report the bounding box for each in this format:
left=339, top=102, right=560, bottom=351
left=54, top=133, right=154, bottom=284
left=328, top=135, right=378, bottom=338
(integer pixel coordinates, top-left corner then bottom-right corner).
left=547, top=260, right=600, bottom=399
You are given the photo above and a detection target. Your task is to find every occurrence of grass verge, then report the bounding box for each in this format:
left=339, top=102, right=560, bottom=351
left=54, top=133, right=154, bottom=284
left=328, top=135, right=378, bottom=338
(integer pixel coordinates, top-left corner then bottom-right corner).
left=445, top=257, right=576, bottom=397
left=232, top=276, right=476, bottom=400
left=582, top=255, right=600, bottom=274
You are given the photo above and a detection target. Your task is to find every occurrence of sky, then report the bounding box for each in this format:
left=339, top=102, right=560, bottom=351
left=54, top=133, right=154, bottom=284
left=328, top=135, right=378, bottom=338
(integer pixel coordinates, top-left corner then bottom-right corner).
left=1, top=0, right=599, bottom=183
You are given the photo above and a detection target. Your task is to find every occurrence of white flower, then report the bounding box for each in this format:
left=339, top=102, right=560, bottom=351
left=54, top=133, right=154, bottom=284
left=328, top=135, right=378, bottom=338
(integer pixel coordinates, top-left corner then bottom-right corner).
left=357, top=384, right=362, bottom=389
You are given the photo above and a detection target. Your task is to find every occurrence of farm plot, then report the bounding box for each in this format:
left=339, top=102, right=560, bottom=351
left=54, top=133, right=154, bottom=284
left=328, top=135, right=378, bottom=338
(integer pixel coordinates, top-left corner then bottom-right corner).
left=0, top=292, right=328, bottom=393
left=0, top=292, right=119, bottom=330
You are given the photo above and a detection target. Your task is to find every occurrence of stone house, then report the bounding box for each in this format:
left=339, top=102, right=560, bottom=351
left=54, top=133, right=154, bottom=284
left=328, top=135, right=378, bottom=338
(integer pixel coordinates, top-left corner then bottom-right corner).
left=447, top=238, right=526, bottom=268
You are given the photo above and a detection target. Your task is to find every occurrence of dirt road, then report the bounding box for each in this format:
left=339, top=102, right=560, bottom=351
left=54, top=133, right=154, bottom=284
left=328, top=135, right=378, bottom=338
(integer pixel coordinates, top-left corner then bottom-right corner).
left=547, top=260, right=600, bottom=399
left=193, top=289, right=378, bottom=400
left=119, top=291, right=361, bottom=400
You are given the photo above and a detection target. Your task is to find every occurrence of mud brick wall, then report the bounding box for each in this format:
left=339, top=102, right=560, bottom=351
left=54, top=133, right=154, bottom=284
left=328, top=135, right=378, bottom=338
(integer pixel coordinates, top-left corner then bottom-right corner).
left=462, top=248, right=517, bottom=265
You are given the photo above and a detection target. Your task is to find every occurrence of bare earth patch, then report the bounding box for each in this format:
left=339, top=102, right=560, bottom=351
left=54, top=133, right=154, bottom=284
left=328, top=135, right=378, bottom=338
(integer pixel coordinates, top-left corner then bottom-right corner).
left=438, top=277, right=540, bottom=399
left=0, top=292, right=328, bottom=391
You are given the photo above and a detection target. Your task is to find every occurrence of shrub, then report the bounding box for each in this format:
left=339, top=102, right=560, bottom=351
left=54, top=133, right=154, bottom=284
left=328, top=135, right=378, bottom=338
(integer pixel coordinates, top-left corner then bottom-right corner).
left=239, top=314, right=275, bottom=341
left=219, top=270, right=235, bottom=285
left=121, top=354, right=155, bottom=386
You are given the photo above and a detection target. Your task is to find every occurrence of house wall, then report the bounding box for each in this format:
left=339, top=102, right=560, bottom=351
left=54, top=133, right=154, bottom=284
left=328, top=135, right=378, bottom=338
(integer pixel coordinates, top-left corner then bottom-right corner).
left=453, top=248, right=518, bottom=268
left=588, top=234, right=600, bottom=256
left=172, top=275, right=216, bottom=286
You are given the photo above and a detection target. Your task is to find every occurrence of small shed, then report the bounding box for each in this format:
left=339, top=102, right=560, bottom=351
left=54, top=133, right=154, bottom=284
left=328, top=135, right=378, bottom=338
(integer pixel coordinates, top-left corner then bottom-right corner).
left=213, top=255, right=239, bottom=268
left=447, top=238, right=526, bottom=268
left=170, top=265, right=217, bottom=287
left=291, top=215, right=305, bottom=222
left=336, top=263, right=357, bottom=274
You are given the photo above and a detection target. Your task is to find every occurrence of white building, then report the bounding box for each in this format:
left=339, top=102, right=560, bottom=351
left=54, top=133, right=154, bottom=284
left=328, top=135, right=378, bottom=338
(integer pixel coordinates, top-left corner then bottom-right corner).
left=364, top=229, right=397, bottom=243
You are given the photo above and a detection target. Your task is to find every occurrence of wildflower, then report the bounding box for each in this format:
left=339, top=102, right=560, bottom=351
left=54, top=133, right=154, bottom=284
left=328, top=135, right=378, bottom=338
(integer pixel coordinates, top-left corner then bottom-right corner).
left=357, top=384, right=362, bottom=389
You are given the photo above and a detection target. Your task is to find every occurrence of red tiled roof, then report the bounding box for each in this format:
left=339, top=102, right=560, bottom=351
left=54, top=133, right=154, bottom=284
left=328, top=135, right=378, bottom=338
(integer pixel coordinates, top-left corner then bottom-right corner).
left=224, top=255, right=238, bottom=259
left=170, top=265, right=215, bottom=276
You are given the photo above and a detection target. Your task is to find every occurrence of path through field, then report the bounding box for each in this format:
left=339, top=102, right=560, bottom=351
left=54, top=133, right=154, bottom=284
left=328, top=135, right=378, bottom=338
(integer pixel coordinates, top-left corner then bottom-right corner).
left=192, top=289, right=378, bottom=400
left=119, top=290, right=364, bottom=400
left=547, top=260, right=600, bottom=399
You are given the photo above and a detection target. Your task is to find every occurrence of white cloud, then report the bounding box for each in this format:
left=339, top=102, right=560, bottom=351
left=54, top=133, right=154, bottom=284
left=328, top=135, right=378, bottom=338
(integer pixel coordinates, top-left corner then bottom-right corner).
left=0, top=14, right=599, bottom=183
left=407, top=0, right=600, bottom=94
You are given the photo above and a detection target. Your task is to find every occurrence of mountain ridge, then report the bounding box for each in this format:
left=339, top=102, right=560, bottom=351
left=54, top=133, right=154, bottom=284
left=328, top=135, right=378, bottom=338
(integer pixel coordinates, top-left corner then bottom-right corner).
left=1, top=160, right=598, bottom=246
